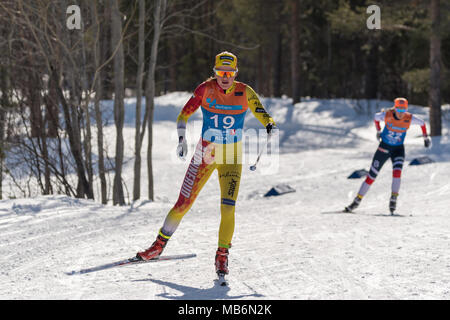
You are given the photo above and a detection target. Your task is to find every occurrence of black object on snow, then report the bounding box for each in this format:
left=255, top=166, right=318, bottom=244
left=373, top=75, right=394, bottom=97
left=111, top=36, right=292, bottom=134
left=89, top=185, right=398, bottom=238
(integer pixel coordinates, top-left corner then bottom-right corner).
left=409, top=156, right=434, bottom=166
left=347, top=169, right=369, bottom=179
left=264, top=184, right=296, bottom=197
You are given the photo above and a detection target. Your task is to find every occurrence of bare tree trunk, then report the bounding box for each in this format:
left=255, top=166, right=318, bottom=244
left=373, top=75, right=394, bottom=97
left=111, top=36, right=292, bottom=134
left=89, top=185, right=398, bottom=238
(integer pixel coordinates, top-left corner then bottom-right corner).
left=80, top=11, right=94, bottom=197
left=290, top=0, right=301, bottom=104
left=39, top=102, right=52, bottom=195
left=44, top=76, right=59, bottom=138
left=68, top=75, right=85, bottom=197
left=145, top=0, right=166, bottom=201
left=51, top=66, right=93, bottom=199
left=133, top=0, right=146, bottom=201
left=0, top=65, right=8, bottom=200
left=91, top=1, right=108, bottom=204
left=111, top=0, right=125, bottom=205
left=28, top=71, right=43, bottom=138
left=26, top=67, right=52, bottom=194
left=41, top=131, right=52, bottom=195
left=429, top=0, right=442, bottom=137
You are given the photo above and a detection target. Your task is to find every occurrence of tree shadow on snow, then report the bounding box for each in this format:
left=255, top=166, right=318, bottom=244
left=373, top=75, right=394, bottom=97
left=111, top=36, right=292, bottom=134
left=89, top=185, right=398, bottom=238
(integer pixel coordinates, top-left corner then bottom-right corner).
left=132, top=278, right=264, bottom=300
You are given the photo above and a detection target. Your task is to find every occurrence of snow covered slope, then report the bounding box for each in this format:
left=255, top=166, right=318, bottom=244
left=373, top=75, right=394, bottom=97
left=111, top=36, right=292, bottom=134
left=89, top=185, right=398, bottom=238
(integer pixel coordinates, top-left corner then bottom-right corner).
left=1, top=94, right=449, bottom=299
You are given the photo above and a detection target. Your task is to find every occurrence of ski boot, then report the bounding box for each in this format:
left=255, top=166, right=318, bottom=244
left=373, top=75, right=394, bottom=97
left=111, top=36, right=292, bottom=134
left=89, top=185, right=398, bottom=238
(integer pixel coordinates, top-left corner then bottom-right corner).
left=215, top=247, right=229, bottom=275
left=136, top=233, right=169, bottom=261
left=389, top=192, right=398, bottom=215
left=344, top=195, right=362, bottom=213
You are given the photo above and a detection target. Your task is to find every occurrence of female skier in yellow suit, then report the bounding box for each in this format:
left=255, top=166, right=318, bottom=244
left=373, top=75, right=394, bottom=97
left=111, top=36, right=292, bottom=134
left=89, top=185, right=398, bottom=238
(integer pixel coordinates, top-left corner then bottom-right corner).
left=136, top=52, right=276, bottom=277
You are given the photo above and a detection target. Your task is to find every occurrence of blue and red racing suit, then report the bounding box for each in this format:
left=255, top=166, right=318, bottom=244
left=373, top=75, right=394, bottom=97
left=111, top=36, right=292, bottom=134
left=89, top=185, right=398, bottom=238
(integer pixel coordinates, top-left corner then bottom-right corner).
left=356, top=108, right=428, bottom=199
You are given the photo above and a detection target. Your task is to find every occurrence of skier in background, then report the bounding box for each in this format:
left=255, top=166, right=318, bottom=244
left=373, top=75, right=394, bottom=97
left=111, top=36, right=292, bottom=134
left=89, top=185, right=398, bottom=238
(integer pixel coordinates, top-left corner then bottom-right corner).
left=136, top=52, right=276, bottom=278
left=345, top=97, right=431, bottom=214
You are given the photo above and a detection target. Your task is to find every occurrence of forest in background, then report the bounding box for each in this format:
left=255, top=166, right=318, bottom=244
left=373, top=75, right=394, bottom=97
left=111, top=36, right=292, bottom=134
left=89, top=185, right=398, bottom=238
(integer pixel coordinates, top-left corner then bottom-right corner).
left=0, top=0, right=448, bottom=203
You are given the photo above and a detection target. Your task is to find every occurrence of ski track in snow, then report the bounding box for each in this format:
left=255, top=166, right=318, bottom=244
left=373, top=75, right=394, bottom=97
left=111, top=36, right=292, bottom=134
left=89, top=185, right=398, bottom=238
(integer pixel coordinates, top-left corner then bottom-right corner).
left=1, top=96, right=450, bottom=299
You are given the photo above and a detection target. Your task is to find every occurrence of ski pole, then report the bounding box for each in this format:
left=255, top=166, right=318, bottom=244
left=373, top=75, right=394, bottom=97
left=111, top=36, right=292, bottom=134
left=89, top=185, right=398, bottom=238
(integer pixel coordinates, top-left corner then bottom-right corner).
left=249, top=133, right=272, bottom=171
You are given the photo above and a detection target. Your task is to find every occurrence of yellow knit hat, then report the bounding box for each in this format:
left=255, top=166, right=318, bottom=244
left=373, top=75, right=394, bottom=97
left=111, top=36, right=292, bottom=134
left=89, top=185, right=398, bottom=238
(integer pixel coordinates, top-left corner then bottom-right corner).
left=215, top=51, right=238, bottom=70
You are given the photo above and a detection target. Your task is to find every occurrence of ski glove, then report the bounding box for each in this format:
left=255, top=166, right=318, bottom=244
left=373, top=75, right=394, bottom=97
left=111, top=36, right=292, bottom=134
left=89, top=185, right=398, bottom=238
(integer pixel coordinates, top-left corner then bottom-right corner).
left=376, top=131, right=381, bottom=141
left=176, top=136, right=188, bottom=160
left=424, top=136, right=431, bottom=148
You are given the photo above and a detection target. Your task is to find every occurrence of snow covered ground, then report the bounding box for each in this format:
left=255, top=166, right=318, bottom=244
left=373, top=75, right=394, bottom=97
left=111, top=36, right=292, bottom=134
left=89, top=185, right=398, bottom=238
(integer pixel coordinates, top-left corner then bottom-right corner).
left=1, top=93, right=449, bottom=300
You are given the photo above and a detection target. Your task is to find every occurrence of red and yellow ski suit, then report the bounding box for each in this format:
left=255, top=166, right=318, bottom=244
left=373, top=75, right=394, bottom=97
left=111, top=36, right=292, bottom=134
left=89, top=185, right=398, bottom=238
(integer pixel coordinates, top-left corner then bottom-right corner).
left=159, top=79, right=275, bottom=248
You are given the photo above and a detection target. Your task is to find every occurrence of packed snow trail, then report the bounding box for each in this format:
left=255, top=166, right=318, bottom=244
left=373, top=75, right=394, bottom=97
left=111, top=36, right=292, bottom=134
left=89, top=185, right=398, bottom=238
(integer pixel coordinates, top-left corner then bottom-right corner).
left=1, top=95, right=449, bottom=299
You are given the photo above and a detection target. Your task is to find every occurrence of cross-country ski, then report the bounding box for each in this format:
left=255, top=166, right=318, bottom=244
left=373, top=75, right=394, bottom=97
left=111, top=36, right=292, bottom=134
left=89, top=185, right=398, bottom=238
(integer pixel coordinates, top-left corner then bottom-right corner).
left=66, top=254, right=196, bottom=276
